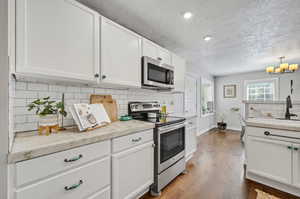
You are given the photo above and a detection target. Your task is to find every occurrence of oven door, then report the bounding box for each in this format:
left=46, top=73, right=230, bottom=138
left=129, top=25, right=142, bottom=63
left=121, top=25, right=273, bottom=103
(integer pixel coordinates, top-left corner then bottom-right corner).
left=142, top=56, right=174, bottom=89
left=158, top=122, right=185, bottom=173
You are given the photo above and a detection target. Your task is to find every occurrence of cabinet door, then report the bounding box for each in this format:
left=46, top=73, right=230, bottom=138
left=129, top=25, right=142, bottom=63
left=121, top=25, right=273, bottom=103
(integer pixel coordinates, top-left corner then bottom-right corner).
left=247, top=136, right=292, bottom=184
left=172, top=54, right=186, bottom=92
left=292, top=143, right=300, bottom=188
left=185, top=127, right=197, bottom=161
left=101, top=18, right=142, bottom=87
left=16, top=0, right=99, bottom=82
left=157, top=47, right=171, bottom=65
left=112, top=142, right=154, bottom=199
left=142, top=39, right=158, bottom=59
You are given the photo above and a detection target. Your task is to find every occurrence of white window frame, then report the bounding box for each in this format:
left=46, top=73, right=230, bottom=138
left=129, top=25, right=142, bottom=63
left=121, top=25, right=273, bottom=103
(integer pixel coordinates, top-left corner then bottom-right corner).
left=243, top=78, right=279, bottom=101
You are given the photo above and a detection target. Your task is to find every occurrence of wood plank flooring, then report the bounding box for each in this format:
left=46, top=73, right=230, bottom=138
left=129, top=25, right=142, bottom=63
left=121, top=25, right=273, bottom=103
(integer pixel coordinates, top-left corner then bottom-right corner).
left=141, top=129, right=300, bottom=199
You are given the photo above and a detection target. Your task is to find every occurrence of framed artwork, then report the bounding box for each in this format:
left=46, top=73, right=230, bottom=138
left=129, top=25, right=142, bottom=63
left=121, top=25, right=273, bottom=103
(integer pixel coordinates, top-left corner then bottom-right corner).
left=224, top=85, right=236, bottom=98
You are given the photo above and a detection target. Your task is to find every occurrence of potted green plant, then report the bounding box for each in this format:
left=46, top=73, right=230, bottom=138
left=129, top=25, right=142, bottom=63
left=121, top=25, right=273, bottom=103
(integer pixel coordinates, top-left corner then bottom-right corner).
left=27, top=97, right=67, bottom=129
left=217, top=113, right=227, bottom=130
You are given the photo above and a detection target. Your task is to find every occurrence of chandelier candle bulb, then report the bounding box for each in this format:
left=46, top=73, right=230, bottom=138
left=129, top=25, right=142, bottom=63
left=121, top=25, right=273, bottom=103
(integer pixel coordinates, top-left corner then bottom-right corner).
left=266, top=66, right=274, bottom=73
left=289, top=64, right=299, bottom=71
left=275, top=68, right=282, bottom=73
left=280, top=63, right=289, bottom=70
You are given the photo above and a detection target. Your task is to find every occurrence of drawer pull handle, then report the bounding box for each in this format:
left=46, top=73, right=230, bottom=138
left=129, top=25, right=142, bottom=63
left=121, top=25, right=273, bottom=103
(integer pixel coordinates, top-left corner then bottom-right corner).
left=64, top=154, right=83, bottom=163
left=64, top=180, right=83, bottom=191
left=132, top=137, right=142, bottom=142
left=264, top=131, right=300, bottom=140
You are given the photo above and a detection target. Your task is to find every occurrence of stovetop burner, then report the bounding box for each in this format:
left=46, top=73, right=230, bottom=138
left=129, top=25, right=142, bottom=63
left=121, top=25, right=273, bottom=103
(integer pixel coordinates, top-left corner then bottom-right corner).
left=139, top=116, right=185, bottom=127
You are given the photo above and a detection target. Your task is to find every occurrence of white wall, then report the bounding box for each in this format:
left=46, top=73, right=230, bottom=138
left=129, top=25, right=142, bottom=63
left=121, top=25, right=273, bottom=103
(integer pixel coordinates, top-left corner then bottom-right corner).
left=215, top=70, right=300, bottom=130
left=0, top=0, right=9, bottom=197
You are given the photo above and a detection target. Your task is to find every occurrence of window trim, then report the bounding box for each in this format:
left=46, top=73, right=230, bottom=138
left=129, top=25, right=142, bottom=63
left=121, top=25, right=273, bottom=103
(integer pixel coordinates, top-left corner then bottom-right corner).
left=243, top=78, right=279, bottom=101
left=201, top=78, right=215, bottom=117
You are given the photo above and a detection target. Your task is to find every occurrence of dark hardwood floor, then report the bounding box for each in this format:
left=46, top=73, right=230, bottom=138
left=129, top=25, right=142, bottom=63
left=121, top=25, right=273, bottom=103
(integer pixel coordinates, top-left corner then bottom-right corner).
left=141, top=129, right=300, bottom=199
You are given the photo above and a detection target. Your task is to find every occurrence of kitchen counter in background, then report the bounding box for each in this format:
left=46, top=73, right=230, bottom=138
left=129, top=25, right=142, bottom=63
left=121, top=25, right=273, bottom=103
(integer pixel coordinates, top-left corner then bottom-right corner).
left=169, top=112, right=198, bottom=119
left=246, top=118, right=300, bottom=132
left=8, top=120, right=155, bottom=163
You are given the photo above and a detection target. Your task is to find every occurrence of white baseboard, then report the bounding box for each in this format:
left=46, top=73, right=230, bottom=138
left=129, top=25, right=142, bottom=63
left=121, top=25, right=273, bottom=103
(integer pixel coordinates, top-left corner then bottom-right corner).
left=227, top=126, right=242, bottom=132
left=197, top=125, right=216, bottom=136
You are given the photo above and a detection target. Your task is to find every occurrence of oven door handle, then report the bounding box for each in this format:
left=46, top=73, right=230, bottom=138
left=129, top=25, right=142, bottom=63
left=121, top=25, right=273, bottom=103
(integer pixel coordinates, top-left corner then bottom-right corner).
left=158, top=123, right=185, bottom=134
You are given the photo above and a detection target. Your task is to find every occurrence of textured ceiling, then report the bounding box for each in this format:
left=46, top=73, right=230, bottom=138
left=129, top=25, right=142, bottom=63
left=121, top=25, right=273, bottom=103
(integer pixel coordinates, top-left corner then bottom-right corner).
left=79, top=0, right=300, bottom=76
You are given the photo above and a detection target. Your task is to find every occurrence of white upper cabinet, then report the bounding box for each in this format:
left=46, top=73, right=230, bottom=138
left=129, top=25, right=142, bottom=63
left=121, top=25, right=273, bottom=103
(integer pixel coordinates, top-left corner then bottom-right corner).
left=172, top=54, right=186, bottom=92
left=142, top=39, right=157, bottom=59
left=101, top=17, right=142, bottom=87
left=15, top=0, right=100, bottom=83
left=142, top=39, right=171, bottom=65
left=157, top=47, right=171, bottom=65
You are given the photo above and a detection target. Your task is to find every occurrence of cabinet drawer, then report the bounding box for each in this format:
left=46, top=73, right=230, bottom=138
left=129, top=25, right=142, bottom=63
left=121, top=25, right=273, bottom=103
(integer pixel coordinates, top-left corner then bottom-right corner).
left=112, top=129, right=153, bottom=153
left=16, top=157, right=110, bottom=199
left=16, top=140, right=110, bottom=187
left=246, top=126, right=300, bottom=143
left=87, top=186, right=110, bottom=199
left=185, top=118, right=197, bottom=129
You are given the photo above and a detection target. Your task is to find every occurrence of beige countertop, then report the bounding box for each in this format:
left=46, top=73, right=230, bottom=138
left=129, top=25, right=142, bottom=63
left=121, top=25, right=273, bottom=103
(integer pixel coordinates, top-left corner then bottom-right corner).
left=246, top=118, right=300, bottom=132
left=8, top=120, right=155, bottom=163
left=169, top=112, right=198, bottom=119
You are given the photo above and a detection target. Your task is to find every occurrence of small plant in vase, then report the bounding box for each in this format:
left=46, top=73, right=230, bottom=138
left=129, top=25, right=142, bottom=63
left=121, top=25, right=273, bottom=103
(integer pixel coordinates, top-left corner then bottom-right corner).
left=217, top=113, right=227, bottom=131
left=27, top=97, right=67, bottom=135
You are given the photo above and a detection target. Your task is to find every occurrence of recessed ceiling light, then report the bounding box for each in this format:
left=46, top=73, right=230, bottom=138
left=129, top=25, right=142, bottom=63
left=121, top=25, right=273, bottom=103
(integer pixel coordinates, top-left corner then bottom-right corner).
left=203, top=35, right=212, bottom=41
left=183, top=12, right=193, bottom=19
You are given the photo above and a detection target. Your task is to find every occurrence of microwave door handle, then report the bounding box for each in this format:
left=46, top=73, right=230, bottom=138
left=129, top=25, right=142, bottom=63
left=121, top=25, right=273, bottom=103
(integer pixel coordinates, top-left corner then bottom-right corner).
left=166, top=70, right=171, bottom=84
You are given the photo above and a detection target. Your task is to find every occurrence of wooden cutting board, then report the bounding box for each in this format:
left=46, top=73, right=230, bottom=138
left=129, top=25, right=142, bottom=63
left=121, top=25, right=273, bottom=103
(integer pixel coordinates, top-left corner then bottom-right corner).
left=90, top=94, right=112, bottom=102
left=90, top=95, right=118, bottom=122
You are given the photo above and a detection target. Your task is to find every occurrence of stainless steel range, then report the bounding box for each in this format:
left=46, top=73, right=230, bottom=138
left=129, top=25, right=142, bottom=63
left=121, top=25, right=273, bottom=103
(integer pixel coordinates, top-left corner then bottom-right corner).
left=128, top=101, right=186, bottom=196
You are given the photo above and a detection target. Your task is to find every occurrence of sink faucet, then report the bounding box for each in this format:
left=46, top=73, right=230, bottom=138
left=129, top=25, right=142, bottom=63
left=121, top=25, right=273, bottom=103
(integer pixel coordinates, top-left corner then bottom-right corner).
left=285, top=95, right=298, bottom=120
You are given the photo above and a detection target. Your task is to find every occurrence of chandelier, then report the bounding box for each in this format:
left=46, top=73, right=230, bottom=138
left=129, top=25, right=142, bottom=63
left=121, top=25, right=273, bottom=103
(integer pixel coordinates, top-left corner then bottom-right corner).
left=266, top=56, right=298, bottom=74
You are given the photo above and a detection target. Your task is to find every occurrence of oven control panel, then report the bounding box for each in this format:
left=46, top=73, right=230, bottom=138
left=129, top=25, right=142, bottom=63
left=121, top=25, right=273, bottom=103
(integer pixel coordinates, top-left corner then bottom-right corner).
left=129, top=102, right=160, bottom=113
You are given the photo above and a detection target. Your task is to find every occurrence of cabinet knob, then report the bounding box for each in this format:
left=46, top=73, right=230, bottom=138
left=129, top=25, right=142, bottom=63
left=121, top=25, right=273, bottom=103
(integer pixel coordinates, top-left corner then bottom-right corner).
left=157, top=57, right=162, bottom=61
left=102, top=75, right=107, bottom=79
left=288, top=146, right=292, bottom=150
left=264, top=131, right=270, bottom=136
left=294, top=147, right=299, bottom=151
left=94, top=74, right=99, bottom=78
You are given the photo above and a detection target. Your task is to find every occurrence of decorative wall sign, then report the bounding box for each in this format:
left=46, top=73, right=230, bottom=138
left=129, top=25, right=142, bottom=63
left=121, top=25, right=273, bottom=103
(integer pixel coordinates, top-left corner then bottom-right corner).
left=224, top=85, right=236, bottom=98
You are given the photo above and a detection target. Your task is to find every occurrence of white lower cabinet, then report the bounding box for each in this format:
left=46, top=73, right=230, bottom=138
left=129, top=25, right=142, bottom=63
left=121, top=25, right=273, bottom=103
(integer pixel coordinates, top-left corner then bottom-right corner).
left=11, top=129, right=155, bottom=199
left=246, top=126, right=300, bottom=196
left=292, top=143, right=300, bottom=188
left=87, top=187, right=111, bottom=199
left=185, top=127, right=197, bottom=162
left=185, top=118, right=197, bottom=162
left=112, top=142, right=154, bottom=199
left=247, top=136, right=292, bottom=184
left=16, top=158, right=110, bottom=199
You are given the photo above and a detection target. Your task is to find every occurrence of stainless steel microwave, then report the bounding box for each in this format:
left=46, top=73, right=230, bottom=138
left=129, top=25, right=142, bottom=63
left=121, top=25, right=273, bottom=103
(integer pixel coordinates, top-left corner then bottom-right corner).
left=142, top=56, right=174, bottom=89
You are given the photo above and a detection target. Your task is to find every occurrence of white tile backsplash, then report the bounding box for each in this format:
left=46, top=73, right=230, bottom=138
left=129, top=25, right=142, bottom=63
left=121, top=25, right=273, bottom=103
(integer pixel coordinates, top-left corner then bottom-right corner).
left=248, top=103, right=300, bottom=119
left=13, top=80, right=176, bottom=133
